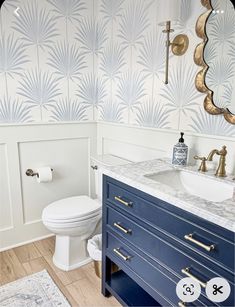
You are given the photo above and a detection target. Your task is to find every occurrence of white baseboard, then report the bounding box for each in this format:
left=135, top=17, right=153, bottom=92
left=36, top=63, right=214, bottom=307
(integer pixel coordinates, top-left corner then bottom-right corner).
left=0, top=233, right=54, bottom=252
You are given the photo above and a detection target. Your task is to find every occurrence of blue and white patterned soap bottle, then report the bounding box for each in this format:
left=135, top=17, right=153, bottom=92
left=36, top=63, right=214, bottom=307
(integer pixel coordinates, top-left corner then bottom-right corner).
left=172, top=132, right=188, bottom=166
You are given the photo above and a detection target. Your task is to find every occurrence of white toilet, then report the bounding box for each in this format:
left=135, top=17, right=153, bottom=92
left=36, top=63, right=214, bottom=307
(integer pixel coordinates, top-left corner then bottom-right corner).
left=42, top=154, right=130, bottom=271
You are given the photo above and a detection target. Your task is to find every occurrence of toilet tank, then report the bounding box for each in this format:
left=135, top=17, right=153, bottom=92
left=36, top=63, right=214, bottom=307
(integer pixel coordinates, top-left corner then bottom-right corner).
left=90, top=155, right=131, bottom=201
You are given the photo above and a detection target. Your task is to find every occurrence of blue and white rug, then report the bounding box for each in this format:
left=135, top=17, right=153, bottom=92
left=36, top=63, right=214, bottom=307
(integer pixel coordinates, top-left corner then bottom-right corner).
left=0, top=270, right=70, bottom=306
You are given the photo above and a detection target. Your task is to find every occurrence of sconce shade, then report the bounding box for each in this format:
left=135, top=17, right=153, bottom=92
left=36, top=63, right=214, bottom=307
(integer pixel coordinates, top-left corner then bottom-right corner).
left=158, top=0, right=180, bottom=25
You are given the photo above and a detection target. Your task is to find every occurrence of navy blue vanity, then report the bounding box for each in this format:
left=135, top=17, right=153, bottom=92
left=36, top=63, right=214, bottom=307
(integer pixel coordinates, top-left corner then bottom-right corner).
left=102, top=175, right=235, bottom=306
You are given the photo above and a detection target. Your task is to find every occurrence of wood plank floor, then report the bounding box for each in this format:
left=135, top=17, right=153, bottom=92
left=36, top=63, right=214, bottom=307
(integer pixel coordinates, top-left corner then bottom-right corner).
left=0, top=237, right=120, bottom=306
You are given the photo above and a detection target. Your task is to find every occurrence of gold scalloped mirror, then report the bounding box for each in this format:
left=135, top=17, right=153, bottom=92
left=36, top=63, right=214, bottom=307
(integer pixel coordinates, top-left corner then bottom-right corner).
left=194, top=0, right=235, bottom=125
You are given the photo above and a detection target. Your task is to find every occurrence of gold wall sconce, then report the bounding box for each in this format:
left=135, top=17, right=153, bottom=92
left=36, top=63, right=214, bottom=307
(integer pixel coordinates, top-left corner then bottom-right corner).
left=158, top=0, right=189, bottom=84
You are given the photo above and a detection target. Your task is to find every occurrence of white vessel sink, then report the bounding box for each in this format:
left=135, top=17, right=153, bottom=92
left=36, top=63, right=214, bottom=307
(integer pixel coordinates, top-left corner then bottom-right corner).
left=145, top=169, right=234, bottom=202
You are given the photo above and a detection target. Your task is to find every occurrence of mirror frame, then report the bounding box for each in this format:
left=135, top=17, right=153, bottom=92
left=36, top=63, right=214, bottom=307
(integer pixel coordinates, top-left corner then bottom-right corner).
left=194, top=0, right=235, bottom=125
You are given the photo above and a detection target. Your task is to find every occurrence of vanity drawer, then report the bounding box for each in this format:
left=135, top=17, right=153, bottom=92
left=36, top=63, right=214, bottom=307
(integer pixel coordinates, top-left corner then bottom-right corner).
left=105, top=177, right=234, bottom=271
left=106, top=232, right=216, bottom=307
left=106, top=206, right=234, bottom=285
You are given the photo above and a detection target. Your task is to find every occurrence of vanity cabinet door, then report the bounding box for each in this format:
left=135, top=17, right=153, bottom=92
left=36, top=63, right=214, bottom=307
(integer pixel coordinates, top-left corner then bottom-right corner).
left=104, top=177, right=234, bottom=272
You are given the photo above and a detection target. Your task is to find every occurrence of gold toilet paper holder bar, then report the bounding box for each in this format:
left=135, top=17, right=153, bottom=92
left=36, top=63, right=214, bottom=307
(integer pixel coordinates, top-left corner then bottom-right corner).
left=26, top=168, right=53, bottom=177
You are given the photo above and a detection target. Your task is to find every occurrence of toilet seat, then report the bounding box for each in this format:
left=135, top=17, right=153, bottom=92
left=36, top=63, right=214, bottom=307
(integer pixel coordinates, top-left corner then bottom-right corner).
left=42, top=195, right=101, bottom=225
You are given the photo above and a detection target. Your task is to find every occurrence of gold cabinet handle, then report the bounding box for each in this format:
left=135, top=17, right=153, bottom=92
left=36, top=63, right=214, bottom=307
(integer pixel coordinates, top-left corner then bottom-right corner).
left=184, top=234, right=215, bottom=252
left=114, top=196, right=133, bottom=207
left=181, top=267, right=207, bottom=288
left=114, top=222, right=132, bottom=234
left=178, top=302, right=186, bottom=307
left=113, top=248, right=131, bottom=261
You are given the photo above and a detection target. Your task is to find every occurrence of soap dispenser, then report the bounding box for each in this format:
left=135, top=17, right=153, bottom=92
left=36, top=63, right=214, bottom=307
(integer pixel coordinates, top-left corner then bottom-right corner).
left=172, top=132, right=188, bottom=166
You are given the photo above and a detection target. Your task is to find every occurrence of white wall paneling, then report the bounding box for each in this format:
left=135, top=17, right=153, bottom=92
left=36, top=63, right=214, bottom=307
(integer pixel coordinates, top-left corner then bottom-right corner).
left=0, top=144, right=12, bottom=231
left=0, top=123, right=97, bottom=251
left=102, top=138, right=166, bottom=162
left=97, top=122, right=235, bottom=174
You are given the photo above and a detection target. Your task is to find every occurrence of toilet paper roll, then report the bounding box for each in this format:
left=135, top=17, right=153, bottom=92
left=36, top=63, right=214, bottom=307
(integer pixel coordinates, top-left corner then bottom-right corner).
left=36, top=167, right=53, bottom=183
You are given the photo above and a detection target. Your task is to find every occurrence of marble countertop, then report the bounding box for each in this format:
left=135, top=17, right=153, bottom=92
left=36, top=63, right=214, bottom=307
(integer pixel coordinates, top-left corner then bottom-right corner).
left=101, top=159, right=235, bottom=232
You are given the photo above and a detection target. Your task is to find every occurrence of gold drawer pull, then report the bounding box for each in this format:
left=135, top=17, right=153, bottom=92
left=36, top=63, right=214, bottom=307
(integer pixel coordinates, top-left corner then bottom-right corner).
left=184, top=234, right=215, bottom=252
left=113, top=248, right=131, bottom=261
left=178, top=302, right=186, bottom=307
left=181, top=267, right=207, bottom=288
left=114, top=222, right=132, bottom=234
left=114, top=196, right=133, bottom=207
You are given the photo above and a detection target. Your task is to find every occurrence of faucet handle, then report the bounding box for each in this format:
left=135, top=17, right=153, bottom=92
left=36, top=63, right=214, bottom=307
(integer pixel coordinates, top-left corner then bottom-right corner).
left=194, top=156, right=207, bottom=172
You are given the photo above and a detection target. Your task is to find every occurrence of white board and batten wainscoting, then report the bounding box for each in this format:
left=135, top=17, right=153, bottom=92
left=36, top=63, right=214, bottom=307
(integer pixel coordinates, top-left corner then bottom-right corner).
left=97, top=122, right=235, bottom=174
left=0, top=122, right=97, bottom=251
left=1, top=121, right=235, bottom=251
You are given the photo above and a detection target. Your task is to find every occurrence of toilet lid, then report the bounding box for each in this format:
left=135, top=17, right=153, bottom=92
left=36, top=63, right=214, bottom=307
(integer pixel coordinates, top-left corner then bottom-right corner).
left=42, top=195, right=101, bottom=222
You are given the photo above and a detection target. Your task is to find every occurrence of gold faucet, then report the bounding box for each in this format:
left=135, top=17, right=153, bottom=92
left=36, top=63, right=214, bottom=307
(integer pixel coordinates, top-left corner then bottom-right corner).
left=207, top=145, right=227, bottom=177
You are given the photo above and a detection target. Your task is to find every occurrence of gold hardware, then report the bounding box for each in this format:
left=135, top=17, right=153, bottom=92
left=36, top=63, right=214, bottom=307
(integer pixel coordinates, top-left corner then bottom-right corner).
left=114, top=196, right=133, bottom=207
left=194, top=1, right=235, bottom=125
left=184, top=234, right=215, bottom=252
left=172, top=34, right=189, bottom=56
left=26, top=168, right=53, bottom=177
left=113, top=248, right=131, bottom=261
left=207, top=145, right=227, bottom=177
left=193, top=156, right=207, bottom=172
left=181, top=267, right=207, bottom=288
left=161, top=21, right=189, bottom=84
left=178, top=302, right=186, bottom=307
left=114, top=222, right=132, bottom=234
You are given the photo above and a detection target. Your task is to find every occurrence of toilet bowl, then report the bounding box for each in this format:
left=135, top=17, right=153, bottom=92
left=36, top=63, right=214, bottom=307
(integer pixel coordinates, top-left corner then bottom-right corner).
left=42, top=195, right=101, bottom=271
left=42, top=154, right=131, bottom=271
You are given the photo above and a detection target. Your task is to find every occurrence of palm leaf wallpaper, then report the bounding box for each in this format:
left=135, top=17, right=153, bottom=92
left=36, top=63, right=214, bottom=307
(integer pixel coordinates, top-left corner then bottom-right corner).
left=75, top=17, right=107, bottom=55
left=17, top=69, right=61, bottom=119
left=50, top=98, right=88, bottom=121
left=0, top=97, right=31, bottom=123
left=47, top=0, right=86, bottom=24
left=0, top=34, right=28, bottom=77
left=135, top=99, right=170, bottom=129
left=12, top=0, right=58, bottom=50
left=0, top=0, right=234, bottom=137
left=47, top=42, right=86, bottom=80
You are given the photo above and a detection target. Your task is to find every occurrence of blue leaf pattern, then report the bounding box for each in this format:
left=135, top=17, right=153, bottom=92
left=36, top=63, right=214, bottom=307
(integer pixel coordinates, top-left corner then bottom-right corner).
left=0, top=0, right=233, bottom=136
left=99, top=99, right=124, bottom=123
left=50, top=98, right=88, bottom=121
left=100, top=43, right=125, bottom=79
left=100, top=0, right=124, bottom=22
left=77, top=74, right=106, bottom=108
left=75, top=17, right=107, bottom=55
left=47, top=0, right=86, bottom=23
left=189, top=108, right=235, bottom=137
left=135, top=99, right=170, bottom=128
left=118, top=0, right=150, bottom=48
left=160, top=61, right=202, bottom=115
left=17, top=69, right=61, bottom=119
left=47, top=42, right=86, bottom=80
left=0, top=97, right=32, bottom=123
left=137, top=29, right=165, bottom=77
left=12, top=0, right=58, bottom=50
left=117, top=71, right=146, bottom=109
left=0, top=34, right=29, bottom=77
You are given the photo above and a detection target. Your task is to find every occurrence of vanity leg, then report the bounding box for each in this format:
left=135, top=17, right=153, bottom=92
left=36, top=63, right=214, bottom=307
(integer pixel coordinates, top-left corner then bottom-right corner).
left=102, top=256, right=112, bottom=297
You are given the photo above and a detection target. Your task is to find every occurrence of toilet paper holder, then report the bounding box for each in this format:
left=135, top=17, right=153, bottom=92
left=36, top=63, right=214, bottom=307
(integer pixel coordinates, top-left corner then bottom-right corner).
left=26, top=168, right=53, bottom=177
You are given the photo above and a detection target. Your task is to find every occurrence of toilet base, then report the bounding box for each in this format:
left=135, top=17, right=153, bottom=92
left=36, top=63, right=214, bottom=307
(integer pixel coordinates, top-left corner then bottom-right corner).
left=53, top=255, right=92, bottom=271
left=53, top=234, right=92, bottom=271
